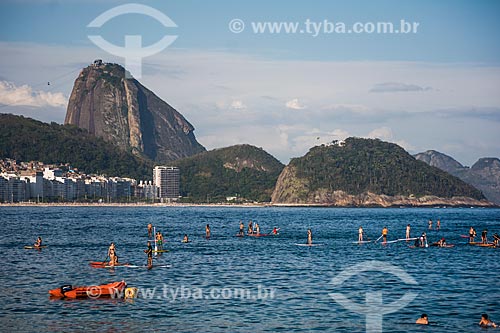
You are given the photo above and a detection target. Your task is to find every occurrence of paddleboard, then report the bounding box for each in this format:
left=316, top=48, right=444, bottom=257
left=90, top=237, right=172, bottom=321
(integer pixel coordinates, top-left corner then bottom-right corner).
left=104, top=264, right=171, bottom=269
left=295, top=243, right=324, bottom=247
left=247, top=233, right=270, bottom=237
left=181, top=240, right=190, bottom=243
left=24, top=245, right=47, bottom=249
left=352, top=240, right=372, bottom=244
left=153, top=249, right=169, bottom=253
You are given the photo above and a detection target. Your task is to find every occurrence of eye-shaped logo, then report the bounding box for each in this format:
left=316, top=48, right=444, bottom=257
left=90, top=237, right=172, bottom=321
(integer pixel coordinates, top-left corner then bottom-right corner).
left=329, top=260, right=418, bottom=333
left=87, top=3, right=178, bottom=79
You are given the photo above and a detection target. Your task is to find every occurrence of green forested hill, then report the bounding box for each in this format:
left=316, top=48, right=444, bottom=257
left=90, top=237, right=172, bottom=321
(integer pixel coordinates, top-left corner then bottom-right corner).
left=0, top=113, right=152, bottom=179
left=172, top=144, right=284, bottom=202
left=289, top=137, right=485, bottom=199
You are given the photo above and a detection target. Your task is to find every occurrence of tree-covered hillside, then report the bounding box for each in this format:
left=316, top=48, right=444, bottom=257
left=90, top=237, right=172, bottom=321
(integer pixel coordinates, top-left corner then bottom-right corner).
left=290, top=137, right=485, bottom=199
left=172, top=144, right=284, bottom=202
left=0, top=113, right=152, bottom=179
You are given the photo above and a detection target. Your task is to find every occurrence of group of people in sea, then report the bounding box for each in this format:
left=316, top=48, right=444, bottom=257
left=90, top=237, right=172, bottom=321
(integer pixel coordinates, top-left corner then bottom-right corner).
left=415, top=313, right=497, bottom=328
left=468, top=226, right=500, bottom=246
left=357, top=219, right=500, bottom=248
left=236, top=220, right=280, bottom=237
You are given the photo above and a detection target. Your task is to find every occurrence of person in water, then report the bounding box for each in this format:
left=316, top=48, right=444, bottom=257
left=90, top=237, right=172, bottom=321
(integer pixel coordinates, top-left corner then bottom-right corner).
left=481, top=229, right=488, bottom=244
left=428, top=219, right=433, bottom=230
left=108, top=242, right=116, bottom=266
left=469, top=227, right=477, bottom=243
left=147, top=223, right=153, bottom=238
left=420, top=232, right=428, bottom=248
left=406, top=224, right=411, bottom=240
left=239, top=221, right=244, bottom=236
left=381, top=227, right=388, bottom=243
left=248, top=220, right=253, bottom=235
left=272, top=227, right=280, bottom=235
left=183, top=234, right=189, bottom=243
left=479, top=314, right=497, bottom=328
left=436, top=219, right=441, bottom=230
left=255, top=222, right=260, bottom=235
left=358, top=226, right=364, bottom=242
left=416, top=314, right=429, bottom=325
left=144, top=241, right=153, bottom=267
left=307, top=229, right=312, bottom=245
left=206, top=224, right=211, bottom=238
left=34, top=236, right=42, bottom=247
left=493, top=233, right=500, bottom=247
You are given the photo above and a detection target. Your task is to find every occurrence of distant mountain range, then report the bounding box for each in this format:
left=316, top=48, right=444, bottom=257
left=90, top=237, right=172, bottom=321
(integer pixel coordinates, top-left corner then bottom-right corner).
left=1, top=60, right=498, bottom=205
left=414, top=150, right=500, bottom=204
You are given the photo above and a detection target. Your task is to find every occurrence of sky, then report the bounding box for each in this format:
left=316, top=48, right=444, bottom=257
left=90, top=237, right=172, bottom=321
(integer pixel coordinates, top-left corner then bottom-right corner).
left=0, top=0, right=499, bottom=165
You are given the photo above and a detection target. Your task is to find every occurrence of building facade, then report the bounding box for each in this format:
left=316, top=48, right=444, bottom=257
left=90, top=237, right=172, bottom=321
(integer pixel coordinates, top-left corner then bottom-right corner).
left=153, top=166, right=180, bottom=201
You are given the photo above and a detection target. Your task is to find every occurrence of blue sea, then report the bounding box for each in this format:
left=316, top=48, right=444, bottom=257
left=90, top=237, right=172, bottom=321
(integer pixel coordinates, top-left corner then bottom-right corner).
left=0, top=206, right=499, bottom=333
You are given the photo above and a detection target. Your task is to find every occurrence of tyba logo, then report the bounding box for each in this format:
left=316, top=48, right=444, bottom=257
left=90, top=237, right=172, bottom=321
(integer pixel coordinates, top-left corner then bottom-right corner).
left=329, top=260, right=419, bottom=333
left=87, top=3, right=177, bottom=79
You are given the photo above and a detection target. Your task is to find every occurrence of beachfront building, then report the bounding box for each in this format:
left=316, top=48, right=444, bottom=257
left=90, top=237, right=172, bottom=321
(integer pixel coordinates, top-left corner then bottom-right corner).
left=153, top=166, right=180, bottom=202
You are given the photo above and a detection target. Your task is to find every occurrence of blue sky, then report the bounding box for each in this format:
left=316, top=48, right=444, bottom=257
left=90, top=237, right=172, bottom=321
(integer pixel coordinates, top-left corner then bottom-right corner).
left=0, top=0, right=499, bottom=165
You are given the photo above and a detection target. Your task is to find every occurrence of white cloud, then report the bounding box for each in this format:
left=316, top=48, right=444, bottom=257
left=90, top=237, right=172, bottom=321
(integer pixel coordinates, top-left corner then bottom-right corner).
left=367, top=127, right=393, bottom=141
left=285, top=98, right=306, bottom=110
left=0, top=42, right=499, bottom=165
left=0, top=80, right=67, bottom=108
left=370, top=82, right=432, bottom=93
left=230, top=100, right=246, bottom=110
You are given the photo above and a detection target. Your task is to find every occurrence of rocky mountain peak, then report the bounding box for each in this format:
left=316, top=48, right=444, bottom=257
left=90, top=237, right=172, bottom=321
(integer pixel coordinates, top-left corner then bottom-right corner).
left=65, top=61, right=205, bottom=163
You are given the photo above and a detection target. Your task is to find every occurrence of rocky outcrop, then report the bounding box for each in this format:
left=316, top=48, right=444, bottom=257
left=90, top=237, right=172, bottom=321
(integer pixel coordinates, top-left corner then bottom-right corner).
left=65, top=62, right=205, bottom=163
left=415, top=151, right=500, bottom=205
left=413, top=150, right=464, bottom=173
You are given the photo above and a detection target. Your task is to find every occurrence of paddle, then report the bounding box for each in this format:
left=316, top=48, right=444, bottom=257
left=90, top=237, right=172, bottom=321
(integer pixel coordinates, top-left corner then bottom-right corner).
left=375, top=234, right=383, bottom=243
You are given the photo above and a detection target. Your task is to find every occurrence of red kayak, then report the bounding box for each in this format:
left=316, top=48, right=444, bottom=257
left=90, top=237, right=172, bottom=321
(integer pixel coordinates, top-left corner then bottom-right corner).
left=49, top=281, right=126, bottom=298
left=247, top=233, right=270, bottom=237
left=89, top=261, right=131, bottom=268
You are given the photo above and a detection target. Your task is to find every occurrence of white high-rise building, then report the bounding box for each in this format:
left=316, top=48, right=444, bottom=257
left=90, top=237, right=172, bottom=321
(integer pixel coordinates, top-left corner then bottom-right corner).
left=153, top=166, right=180, bottom=201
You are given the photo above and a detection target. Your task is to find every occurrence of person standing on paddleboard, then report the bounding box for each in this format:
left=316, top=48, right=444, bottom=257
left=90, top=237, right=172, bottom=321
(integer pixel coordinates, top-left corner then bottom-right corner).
left=469, top=227, right=477, bottom=243
left=307, top=229, right=312, bottom=245
left=255, top=223, right=260, bottom=236
left=144, top=241, right=153, bottom=267
left=358, top=226, right=364, bottom=242
left=147, top=223, right=153, bottom=238
left=382, top=227, right=388, bottom=243
left=239, top=221, right=244, bottom=236
left=481, top=229, right=488, bottom=244
left=108, top=243, right=116, bottom=266
left=406, top=224, right=411, bottom=240
left=248, top=220, right=253, bottom=235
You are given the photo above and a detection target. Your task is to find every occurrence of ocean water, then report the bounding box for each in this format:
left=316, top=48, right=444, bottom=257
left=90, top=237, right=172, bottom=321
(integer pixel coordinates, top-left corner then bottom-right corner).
left=0, top=206, right=498, bottom=333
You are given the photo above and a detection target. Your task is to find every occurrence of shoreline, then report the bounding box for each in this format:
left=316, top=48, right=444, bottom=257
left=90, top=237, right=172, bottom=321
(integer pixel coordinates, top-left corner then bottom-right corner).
left=0, top=202, right=497, bottom=208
